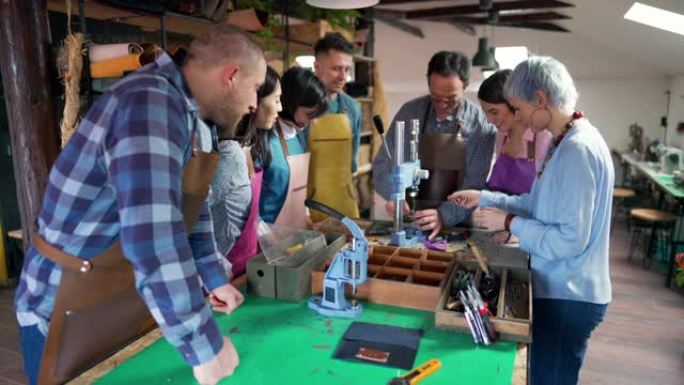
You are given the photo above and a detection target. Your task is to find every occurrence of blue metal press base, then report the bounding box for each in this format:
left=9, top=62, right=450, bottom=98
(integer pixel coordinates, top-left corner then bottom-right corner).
left=390, top=229, right=423, bottom=247
left=308, top=296, right=363, bottom=318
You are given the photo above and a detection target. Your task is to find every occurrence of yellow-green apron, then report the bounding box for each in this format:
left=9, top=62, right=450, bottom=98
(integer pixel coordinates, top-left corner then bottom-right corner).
left=307, top=111, right=359, bottom=222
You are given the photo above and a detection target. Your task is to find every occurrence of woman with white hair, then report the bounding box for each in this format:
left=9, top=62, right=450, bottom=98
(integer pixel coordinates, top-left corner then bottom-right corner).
left=449, top=56, right=613, bottom=385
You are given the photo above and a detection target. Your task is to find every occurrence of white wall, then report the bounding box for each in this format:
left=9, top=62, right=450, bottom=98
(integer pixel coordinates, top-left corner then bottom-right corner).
left=375, top=20, right=673, bottom=150
left=576, top=77, right=669, bottom=149
left=667, top=75, right=684, bottom=148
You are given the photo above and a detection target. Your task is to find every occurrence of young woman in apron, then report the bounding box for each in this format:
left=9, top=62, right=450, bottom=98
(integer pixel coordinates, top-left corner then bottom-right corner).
left=210, top=66, right=281, bottom=277
left=478, top=69, right=551, bottom=243
left=255, top=67, right=329, bottom=229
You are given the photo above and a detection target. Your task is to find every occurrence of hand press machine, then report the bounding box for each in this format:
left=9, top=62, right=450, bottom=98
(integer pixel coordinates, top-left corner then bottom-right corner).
left=305, top=199, right=368, bottom=318
left=374, top=116, right=429, bottom=247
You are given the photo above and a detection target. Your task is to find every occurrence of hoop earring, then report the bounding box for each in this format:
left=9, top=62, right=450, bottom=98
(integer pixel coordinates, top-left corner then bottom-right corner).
left=529, top=107, right=552, bottom=131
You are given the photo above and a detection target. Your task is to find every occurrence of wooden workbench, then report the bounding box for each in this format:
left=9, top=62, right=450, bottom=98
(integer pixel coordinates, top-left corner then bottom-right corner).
left=67, top=276, right=528, bottom=385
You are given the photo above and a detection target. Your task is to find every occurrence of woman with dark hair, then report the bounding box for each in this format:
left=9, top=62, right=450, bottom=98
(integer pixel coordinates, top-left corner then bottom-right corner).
left=258, top=66, right=329, bottom=228
left=209, top=65, right=281, bottom=276
left=478, top=69, right=551, bottom=243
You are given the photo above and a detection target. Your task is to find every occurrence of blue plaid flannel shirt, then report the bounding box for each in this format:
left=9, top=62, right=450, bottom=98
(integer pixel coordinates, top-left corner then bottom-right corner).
left=14, top=53, right=230, bottom=366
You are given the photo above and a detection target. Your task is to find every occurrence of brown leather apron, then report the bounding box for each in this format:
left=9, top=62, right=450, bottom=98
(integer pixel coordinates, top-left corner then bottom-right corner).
left=416, top=102, right=466, bottom=210
left=273, top=123, right=310, bottom=230
left=36, top=149, right=219, bottom=385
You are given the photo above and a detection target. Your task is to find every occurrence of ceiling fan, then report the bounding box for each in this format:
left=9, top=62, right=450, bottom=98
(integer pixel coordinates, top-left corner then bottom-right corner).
left=377, top=0, right=575, bottom=35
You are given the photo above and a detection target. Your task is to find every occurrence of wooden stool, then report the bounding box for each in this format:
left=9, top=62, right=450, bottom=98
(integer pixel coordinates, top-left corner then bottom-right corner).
left=614, top=188, right=636, bottom=199
left=628, top=208, right=677, bottom=269
left=612, top=187, right=636, bottom=234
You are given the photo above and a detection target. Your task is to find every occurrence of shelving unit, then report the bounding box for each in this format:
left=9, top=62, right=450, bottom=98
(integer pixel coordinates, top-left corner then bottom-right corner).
left=47, top=0, right=313, bottom=55
left=48, top=0, right=379, bottom=217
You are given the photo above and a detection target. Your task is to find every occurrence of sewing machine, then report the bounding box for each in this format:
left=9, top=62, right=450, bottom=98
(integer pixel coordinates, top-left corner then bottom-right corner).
left=377, top=118, right=429, bottom=247
left=305, top=199, right=368, bottom=318
left=657, top=145, right=684, bottom=175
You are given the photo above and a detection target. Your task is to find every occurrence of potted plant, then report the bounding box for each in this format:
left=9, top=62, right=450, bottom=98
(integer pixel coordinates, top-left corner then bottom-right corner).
left=676, top=253, right=684, bottom=287
left=272, top=1, right=359, bottom=46
left=229, top=0, right=281, bottom=50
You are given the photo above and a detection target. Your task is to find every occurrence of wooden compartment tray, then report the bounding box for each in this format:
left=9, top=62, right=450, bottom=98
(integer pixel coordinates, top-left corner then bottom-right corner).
left=435, top=262, right=533, bottom=343
left=311, top=245, right=455, bottom=311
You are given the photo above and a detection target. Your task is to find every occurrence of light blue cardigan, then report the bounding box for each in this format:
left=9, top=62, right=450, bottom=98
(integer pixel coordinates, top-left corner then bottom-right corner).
left=480, top=119, right=613, bottom=305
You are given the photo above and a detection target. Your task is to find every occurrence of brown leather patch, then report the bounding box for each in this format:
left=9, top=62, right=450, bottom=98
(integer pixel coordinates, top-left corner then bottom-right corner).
left=355, top=347, right=390, bottom=363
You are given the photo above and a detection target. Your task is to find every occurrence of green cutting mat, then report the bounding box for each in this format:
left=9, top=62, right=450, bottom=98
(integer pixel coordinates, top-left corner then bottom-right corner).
left=96, top=296, right=517, bottom=385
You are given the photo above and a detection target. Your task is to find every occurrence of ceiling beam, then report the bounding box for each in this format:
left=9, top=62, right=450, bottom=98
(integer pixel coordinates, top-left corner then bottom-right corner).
left=507, top=21, right=570, bottom=32
left=447, top=11, right=571, bottom=24
left=449, top=21, right=477, bottom=36
left=404, top=0, right=575, bottom=20
left=375, top=15, right=425, bottom=38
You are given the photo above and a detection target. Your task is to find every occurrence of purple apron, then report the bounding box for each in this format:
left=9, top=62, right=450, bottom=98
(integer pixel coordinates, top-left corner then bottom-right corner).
left=225, top=167, right=263, bottom=276
left=487, top=133, right=537, bottom=195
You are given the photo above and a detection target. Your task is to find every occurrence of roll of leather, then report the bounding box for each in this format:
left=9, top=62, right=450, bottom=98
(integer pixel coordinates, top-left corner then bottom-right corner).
left=90, top=53, right=142, bottom=78
left=89, top=43, right=143, bottom=63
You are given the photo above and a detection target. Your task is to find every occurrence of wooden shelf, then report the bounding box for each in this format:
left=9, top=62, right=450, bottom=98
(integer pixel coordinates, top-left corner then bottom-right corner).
left=353, top=54, right=376, bottom=63
left=353, top=163, right=372, bottom=178
left=7, top=229, right=22, bottom=240
left=48, top=0, right=212, bottom=37
left=46, top=0, right=312, bottom=53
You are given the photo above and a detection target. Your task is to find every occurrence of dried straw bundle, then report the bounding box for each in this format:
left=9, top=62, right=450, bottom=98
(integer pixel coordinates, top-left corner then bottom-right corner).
left=58, top=32, right=84, bottom=147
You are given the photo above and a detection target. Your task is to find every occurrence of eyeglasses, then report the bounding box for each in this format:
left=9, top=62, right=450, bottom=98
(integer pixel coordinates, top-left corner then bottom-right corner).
left=430, top=94, right=460, bottom=107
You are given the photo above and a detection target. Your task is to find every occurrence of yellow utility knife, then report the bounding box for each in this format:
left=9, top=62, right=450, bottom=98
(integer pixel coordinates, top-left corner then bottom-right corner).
left=388, top=359, right=442, bottom=385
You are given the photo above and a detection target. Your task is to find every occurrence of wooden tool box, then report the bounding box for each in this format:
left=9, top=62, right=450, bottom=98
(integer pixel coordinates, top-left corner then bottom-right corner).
left=311, top=245, right=456, bottom=311
left=435, top=241, right=533, bottom=343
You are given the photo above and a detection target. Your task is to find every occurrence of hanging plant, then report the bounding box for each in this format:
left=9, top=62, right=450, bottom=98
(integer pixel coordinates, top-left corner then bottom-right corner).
left=235, top=0, right=282, bottom=51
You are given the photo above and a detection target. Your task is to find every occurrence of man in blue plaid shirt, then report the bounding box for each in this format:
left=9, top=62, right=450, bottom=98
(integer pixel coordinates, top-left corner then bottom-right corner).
left=15, top=25, right=265, bottom=385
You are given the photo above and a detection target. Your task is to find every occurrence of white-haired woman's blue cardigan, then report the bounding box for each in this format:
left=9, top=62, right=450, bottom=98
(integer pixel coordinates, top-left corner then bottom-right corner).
left=480, top=118, right=613, bottom=305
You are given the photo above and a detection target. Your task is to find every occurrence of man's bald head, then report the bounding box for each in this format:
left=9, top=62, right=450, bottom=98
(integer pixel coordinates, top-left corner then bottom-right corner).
left=186, top=24, right=264, bottom=74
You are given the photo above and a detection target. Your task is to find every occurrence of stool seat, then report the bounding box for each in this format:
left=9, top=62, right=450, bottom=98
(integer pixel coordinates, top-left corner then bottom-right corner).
left=614, top=187, right=636, bottom=199
left=630, top=208, right=677, bottom=223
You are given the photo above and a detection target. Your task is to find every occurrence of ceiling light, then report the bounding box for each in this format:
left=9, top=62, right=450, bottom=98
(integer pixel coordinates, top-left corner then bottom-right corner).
left=624, top=2, right=684, bottom=37
left=472, top=37, right=497, bottom=68
left=306, top=0, right=379, bottom=9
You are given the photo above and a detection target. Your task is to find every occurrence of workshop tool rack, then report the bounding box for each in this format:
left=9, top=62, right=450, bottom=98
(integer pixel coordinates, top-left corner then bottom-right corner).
left=435, top=259, right=533, bottom=343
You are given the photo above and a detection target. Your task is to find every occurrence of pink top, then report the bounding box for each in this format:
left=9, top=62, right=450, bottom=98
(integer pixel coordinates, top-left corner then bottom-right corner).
left=495, top=128, right=552, bottom=172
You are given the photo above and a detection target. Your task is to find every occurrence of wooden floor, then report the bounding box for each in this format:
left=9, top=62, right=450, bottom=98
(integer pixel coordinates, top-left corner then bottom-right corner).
left=0, top=220, right=682, bottom=385
left=0, top=284, right=23, bottom=385
left=579, top=221, right=684, bottom=385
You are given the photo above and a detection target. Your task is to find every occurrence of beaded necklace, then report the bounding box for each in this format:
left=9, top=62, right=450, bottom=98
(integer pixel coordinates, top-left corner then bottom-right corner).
left=537, top=110, right=584, bottom=178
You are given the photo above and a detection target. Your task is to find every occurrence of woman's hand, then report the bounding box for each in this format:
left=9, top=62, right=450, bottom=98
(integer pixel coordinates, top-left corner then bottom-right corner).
left=447, top=190, right=481, bottom=209
left=472, top=207, right=508, bottom=231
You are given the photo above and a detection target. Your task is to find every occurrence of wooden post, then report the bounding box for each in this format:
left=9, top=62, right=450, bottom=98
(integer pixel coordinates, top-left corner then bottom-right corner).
left=0, top=0, right=60, bottom=250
